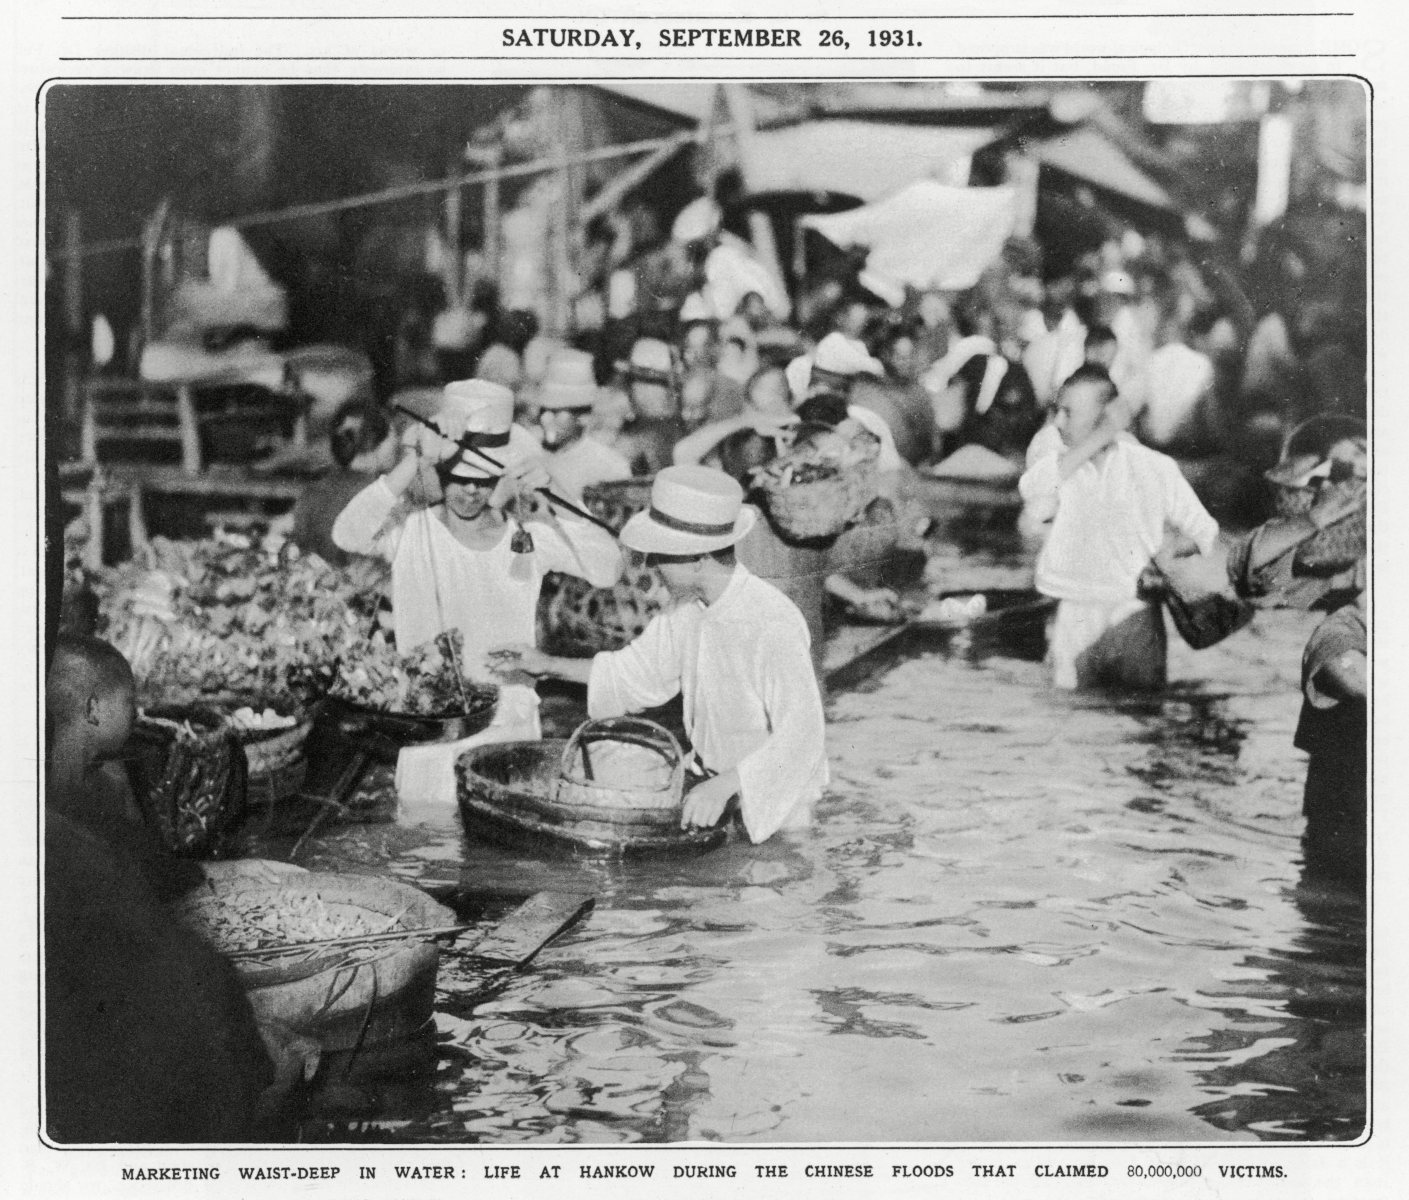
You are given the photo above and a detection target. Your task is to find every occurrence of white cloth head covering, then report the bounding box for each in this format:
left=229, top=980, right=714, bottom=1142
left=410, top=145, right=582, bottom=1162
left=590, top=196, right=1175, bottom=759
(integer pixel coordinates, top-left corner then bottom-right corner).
left=814, top=331, right=885, bottom=378
left=679, top=291, right=718, bottom=324
left=619, top=465, right=757, bottom=556
left=671, top=197, right=723, bottom=244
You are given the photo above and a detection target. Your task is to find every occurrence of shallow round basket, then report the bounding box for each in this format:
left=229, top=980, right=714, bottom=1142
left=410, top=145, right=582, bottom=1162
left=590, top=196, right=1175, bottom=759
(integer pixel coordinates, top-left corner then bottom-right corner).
left=322, top=689, right=498, bottom=764
left=758, top=464, right=878, bottom=542
left=176, top=870, right=455, bottom=1053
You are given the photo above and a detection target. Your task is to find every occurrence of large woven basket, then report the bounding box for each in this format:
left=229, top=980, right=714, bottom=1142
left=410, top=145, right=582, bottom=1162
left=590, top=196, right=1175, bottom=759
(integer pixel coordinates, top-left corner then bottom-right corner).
left=539, top=565, right=670, bottom=657
left=175, top=869, right=454, bottom=1053
left=128, top=705, right=249, bottom=859
left=755, top=460, right=878, bottom=541
left=555, top=717, right=685, bottom=816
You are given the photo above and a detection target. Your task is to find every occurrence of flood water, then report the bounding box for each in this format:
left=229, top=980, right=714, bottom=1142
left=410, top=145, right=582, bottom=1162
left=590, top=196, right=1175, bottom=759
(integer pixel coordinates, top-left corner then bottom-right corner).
left=290, top=582, right=1366, bottom=1145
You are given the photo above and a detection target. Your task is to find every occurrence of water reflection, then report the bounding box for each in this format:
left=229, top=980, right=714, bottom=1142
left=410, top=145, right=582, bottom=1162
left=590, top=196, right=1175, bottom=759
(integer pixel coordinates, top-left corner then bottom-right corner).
left=295, top=605, right=1363, bottom=1144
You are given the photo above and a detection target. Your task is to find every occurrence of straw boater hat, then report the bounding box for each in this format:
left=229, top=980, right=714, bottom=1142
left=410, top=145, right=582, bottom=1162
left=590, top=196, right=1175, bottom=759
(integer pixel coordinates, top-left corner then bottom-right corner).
left=536, top=349, right=600, bottom=412
left=619, top=465, right=757, bottom=557
left=435, top=379, right=540, bottom=481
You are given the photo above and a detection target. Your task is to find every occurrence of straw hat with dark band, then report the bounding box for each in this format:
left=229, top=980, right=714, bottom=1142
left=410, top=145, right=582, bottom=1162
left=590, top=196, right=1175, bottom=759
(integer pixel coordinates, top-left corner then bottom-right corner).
left=435, top=379, right=539, bottom=482
left=619, top=465, right=756, bottom=556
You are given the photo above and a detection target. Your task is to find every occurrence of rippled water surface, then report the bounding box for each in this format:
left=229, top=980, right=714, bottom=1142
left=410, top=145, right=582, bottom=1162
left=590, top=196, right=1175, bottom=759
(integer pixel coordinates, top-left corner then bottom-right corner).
left=294, top=603, right=1366, bottom=1145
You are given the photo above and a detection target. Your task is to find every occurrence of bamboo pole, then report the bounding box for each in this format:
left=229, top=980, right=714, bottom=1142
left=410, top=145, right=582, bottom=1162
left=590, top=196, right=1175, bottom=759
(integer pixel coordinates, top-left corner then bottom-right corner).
left=555, top=88, right=583, bottom=332
left=579, top=132, right=693, bottom=226
left=444, top=145, right=464, bottom=308
left=721, top=85, right=787, bottom=291
left=63, top=208, right=83, bottom=335
left=483, top=147, right=502, bottom=280
left=62, top=208, right=84, bottom=421
left=50, top=134, right=703, bottom=265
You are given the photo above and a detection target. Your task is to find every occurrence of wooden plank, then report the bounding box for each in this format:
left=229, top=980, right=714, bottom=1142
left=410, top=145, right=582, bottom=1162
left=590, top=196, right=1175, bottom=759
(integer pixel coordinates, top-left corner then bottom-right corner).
left=458, top=891, right=595, bottom=968
left=107, top=464, right=304, bottom=501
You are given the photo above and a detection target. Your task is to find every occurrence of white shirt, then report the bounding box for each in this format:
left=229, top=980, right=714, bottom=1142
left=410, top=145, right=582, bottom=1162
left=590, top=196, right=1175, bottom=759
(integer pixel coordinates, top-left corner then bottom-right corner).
left=548, top=435, right=632, bottom=504
left=1018, top=435, right=1218, bottom=605
left=1022, top=309, right=1086, bottom=406
left=704, top=235, right=791, bottom=321
left=1139, top=342, right=1215, bottom=449
left=332, top=479, right=622, bottom=670
left=588, top=565, right=828, bottom=844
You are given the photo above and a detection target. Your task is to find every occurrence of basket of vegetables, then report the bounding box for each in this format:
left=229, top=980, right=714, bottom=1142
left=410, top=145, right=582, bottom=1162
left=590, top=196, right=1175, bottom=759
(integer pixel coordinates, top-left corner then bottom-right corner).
left=128, top=706, right=249, bottom=859
left=750, top=426, right=880, bottom=542
left=326, top=629, right=498, bottom=762
left=222, top=699, right=317, bottom=807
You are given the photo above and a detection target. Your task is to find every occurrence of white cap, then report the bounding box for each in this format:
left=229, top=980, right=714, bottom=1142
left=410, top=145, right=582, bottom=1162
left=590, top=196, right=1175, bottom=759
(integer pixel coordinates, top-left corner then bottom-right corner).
left=813, top=332, right=885, bottom=378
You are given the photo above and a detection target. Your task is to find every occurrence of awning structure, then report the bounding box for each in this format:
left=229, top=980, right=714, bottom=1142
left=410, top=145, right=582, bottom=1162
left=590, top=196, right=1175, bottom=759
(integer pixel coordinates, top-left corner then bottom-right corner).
left=1033, top=126, right=1176, bottom=210
left=800, top=181, right=1019, bottom=292
left=748, top=121, right=997, bottom=203
left=590, top=83, right=793, bottom=127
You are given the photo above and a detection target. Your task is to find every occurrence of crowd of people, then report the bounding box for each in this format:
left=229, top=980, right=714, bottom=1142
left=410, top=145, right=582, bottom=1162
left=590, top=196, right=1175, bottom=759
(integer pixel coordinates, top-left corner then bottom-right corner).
left=44, top=189, right=1367, bottom=1142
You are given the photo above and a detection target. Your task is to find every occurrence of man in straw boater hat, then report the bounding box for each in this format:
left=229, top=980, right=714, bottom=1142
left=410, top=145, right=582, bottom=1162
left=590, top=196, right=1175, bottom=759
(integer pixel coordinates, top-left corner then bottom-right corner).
left=533, top=347, right=632, bottom=502
left=493, top=465, right=828, bottom=844
left=333, top=378, right=622, bottom=806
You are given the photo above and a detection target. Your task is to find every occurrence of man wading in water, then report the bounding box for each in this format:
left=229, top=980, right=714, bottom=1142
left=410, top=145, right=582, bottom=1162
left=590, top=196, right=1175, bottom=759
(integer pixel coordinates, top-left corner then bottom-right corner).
left=493, top=465, right=828, bottom=842
left=1018, top=365, right=1219, bottom=691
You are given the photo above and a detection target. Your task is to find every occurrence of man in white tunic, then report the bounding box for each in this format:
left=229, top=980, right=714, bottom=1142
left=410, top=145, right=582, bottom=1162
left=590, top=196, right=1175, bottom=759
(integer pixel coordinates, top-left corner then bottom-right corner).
left=332, top=379, right=621, bottom=805
left=494, top=466, right=827, bottom=843
left=1018, top=366, right=1219, bottom=691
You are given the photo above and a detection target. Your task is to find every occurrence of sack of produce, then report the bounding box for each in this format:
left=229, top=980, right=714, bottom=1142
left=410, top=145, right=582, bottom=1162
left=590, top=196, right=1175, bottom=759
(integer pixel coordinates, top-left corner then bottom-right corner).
left=1144, top=562, right=1255, bottom=651
left=750, top=426, right=880, bottom=541
left=128, top=706, right=249, bottom=858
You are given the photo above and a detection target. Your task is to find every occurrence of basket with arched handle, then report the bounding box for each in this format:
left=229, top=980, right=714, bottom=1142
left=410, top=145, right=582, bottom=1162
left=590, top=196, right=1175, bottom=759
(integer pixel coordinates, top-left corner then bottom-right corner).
left=553, top=717, right=686, bottom=826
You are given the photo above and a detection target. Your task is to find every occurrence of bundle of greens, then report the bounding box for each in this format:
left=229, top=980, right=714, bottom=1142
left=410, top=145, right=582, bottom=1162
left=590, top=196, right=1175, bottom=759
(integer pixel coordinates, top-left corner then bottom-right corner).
left=92, top=529, right=387, bottom=704
left=330, top=628, right=496, bottom=716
